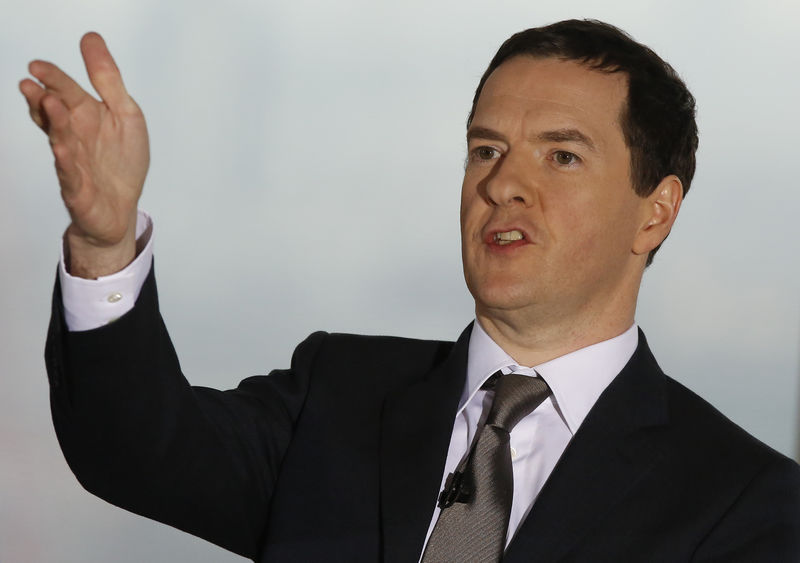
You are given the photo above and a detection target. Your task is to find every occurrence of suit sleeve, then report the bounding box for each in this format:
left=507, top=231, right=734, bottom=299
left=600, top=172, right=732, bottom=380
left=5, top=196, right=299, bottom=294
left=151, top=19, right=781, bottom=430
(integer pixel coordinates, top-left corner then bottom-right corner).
left=45, top=264, right=325, bottom=560
left=692, top=454, right=800, bottom=562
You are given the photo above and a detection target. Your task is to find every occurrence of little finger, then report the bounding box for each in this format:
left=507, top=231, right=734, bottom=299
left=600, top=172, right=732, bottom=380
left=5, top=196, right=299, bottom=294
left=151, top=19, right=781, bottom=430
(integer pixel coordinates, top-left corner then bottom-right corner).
left=19, top=78, right=48, bottom=130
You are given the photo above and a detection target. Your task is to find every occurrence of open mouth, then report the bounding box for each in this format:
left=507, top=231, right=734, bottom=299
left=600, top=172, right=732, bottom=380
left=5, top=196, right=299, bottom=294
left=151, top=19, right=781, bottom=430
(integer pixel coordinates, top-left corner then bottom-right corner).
left=493, top=230, right=525, bottom=245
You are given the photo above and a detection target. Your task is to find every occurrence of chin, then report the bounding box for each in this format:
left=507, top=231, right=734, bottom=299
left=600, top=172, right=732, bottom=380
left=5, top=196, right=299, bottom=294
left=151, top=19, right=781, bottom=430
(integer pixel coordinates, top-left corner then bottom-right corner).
left=470, top=279, right=537, bottom=314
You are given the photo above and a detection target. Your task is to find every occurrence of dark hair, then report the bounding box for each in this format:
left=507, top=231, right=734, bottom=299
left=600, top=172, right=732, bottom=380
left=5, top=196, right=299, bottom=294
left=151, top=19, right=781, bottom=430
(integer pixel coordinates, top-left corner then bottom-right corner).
left=469, top=19, right=698, bottom=265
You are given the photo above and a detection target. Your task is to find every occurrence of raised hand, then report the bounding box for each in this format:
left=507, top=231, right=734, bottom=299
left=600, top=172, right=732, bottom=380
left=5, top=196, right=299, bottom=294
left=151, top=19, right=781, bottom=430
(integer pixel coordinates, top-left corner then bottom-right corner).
left=20, top=32, right=149, bottom=278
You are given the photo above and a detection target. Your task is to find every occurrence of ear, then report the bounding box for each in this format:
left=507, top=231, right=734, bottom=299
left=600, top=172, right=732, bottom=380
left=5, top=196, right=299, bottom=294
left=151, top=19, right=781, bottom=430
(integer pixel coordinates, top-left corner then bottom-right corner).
left=632, top=175, right=683, bottom=257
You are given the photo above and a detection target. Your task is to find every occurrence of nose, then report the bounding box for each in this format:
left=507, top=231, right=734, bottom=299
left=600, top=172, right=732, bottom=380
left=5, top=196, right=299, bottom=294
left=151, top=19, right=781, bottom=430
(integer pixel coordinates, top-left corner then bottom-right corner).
left=482, top=150, right=534, bottom=208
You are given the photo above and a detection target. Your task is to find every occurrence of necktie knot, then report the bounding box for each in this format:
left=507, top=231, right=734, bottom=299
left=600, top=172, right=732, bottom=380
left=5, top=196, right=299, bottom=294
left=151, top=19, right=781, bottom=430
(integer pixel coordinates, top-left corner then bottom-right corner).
left=485, top=373, right=550, bottom=433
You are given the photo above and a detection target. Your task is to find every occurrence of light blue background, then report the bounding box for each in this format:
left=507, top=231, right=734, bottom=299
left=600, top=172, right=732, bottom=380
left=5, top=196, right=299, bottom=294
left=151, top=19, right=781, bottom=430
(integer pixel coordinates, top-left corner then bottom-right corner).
left=2, top=1, right=798, bottom=560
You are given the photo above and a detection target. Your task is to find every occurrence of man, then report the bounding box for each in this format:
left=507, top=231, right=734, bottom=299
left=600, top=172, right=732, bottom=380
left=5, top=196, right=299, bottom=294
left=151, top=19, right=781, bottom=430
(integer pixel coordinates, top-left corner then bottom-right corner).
left=22, top=19, right=800, bottom=562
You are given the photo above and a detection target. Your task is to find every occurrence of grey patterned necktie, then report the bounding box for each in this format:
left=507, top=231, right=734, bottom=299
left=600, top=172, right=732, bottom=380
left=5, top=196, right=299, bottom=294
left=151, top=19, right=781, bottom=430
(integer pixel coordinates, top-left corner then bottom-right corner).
left=421, top=372, right=550, bottom=563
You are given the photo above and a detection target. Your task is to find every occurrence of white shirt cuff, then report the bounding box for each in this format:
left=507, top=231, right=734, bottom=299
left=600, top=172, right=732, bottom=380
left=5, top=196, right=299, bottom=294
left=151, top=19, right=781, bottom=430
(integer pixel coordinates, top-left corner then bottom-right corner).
left=59, top=210, right=154, bottom=332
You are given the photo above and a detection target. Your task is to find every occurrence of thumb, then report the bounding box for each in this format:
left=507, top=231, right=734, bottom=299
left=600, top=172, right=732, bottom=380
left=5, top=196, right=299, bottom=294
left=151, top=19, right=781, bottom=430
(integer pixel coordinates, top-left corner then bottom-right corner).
left=80, top=32, right=133, bottom=111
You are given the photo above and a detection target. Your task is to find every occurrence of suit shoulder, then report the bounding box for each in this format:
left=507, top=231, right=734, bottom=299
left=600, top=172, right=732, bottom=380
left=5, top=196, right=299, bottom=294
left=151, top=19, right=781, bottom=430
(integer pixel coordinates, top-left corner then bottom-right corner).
left=296, top=330, right=455, bottom=362
left=289, top=330, right=457, bottom=382
left=662, top=374, right=797, bottom=470
left=662, top=378, right=800, bottom=559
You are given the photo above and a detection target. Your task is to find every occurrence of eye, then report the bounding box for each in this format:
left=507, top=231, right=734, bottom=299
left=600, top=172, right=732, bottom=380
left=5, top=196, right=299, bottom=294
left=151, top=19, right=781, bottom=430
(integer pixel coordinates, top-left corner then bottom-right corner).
left=470, top=146, right=500, bottom=162
left=552, top=150, right=580, bottom=166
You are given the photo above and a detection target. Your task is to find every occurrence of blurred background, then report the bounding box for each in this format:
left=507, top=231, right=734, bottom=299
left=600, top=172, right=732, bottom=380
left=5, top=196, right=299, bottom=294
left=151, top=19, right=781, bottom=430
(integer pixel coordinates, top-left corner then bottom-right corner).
left=2, top=0, right=798, bottom=560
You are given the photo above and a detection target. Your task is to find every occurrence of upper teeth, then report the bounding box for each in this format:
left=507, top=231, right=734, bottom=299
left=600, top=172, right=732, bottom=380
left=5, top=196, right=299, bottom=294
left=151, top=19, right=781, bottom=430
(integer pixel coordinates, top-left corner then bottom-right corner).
left=494, top=230, right=524, bottom=244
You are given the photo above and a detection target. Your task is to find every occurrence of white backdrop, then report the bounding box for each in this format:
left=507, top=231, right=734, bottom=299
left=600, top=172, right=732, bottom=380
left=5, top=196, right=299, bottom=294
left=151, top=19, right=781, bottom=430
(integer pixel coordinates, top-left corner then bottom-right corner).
left=2, top=0, right=799, bottom=561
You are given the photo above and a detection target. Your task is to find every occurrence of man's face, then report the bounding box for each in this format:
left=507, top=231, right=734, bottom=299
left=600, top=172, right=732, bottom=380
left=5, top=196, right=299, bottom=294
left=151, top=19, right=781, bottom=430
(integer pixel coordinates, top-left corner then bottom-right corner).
left=461, top=56, right=651, bottom=325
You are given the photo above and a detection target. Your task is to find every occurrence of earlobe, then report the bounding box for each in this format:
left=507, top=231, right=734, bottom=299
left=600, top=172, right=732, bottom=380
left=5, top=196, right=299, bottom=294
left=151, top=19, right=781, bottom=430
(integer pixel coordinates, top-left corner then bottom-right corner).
left=632, top=175, right=683, bottom=256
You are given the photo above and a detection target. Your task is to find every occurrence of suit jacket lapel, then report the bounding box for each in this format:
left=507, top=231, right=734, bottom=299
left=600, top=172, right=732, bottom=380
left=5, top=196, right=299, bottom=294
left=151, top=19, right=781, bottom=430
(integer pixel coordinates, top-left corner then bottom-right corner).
left=504, top=330, right=670, bottom=562
left=379, top=324, right=472, bottom=563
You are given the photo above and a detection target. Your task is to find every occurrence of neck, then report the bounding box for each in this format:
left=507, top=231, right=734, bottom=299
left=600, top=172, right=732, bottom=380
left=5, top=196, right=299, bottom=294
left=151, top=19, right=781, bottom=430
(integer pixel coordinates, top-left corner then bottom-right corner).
left=475, top=291, right=638, bottom=367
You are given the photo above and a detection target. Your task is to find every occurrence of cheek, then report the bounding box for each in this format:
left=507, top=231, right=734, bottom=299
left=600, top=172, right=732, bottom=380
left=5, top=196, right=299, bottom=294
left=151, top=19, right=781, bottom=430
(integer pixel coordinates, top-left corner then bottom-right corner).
left=553, top=199, right=618, bottom=263
left=566, top=200, right=640, bottom=263
left=459, top=182, right=470, bottom=226
left=459, top=193, right=469, bottom=229
left=460, top=186, right=483, bottom=233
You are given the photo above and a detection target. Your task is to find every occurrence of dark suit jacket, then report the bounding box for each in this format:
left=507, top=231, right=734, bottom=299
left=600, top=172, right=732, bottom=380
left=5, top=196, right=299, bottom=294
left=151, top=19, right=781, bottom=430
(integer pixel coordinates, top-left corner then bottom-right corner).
left=45, top=266, right=800, bottom=562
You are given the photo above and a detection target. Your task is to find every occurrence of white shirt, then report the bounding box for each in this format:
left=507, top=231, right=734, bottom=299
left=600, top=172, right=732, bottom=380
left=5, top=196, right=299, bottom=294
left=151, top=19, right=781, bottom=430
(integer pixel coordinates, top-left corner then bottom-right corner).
left=58, top=210, right=154, bottom=331
left=58, top=211, right=639, bottom=554
left=420, top=320, right=637, bottom=556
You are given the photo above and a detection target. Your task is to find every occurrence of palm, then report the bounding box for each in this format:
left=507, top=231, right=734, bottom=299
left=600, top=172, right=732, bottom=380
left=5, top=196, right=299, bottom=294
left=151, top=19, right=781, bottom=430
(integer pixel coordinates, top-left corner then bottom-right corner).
left=64, top=94, right=149, bottom=246
left=21, top=32, right=150, bottom=249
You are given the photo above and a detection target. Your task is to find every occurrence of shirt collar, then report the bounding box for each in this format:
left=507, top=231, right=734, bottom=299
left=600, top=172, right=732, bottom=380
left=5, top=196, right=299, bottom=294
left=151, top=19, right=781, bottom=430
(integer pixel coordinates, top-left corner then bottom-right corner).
left=464, top=320, right=639, bottom=434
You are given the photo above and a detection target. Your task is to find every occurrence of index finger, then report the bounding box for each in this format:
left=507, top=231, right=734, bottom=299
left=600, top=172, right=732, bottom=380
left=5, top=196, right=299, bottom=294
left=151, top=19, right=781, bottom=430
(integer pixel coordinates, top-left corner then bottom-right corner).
left=80, top=32, right=132, bottom=111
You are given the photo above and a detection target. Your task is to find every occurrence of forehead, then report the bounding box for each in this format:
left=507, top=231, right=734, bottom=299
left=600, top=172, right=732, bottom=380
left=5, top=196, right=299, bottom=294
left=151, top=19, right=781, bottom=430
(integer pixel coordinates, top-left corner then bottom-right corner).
left=472, top=56, right=629, bottom=144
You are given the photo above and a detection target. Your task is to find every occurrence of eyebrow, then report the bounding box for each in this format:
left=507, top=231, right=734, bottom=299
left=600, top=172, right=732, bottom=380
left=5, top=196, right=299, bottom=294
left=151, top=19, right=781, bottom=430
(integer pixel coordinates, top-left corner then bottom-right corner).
left=535, top=128, right=596, bottom=151
left=466, top=126, right=507, bottom=143
left=466, top=125, right=597, bottom=152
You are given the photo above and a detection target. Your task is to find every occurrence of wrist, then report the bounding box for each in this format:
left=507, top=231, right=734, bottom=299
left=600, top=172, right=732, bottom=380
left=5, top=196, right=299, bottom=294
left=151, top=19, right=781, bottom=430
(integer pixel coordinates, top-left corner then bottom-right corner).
left=64, top=224, right=137, bottom=279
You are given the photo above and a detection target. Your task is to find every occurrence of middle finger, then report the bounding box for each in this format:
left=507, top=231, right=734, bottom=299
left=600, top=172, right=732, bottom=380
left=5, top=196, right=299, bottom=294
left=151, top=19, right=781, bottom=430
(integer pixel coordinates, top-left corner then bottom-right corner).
left=28, top=60, right=92, bottom=110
